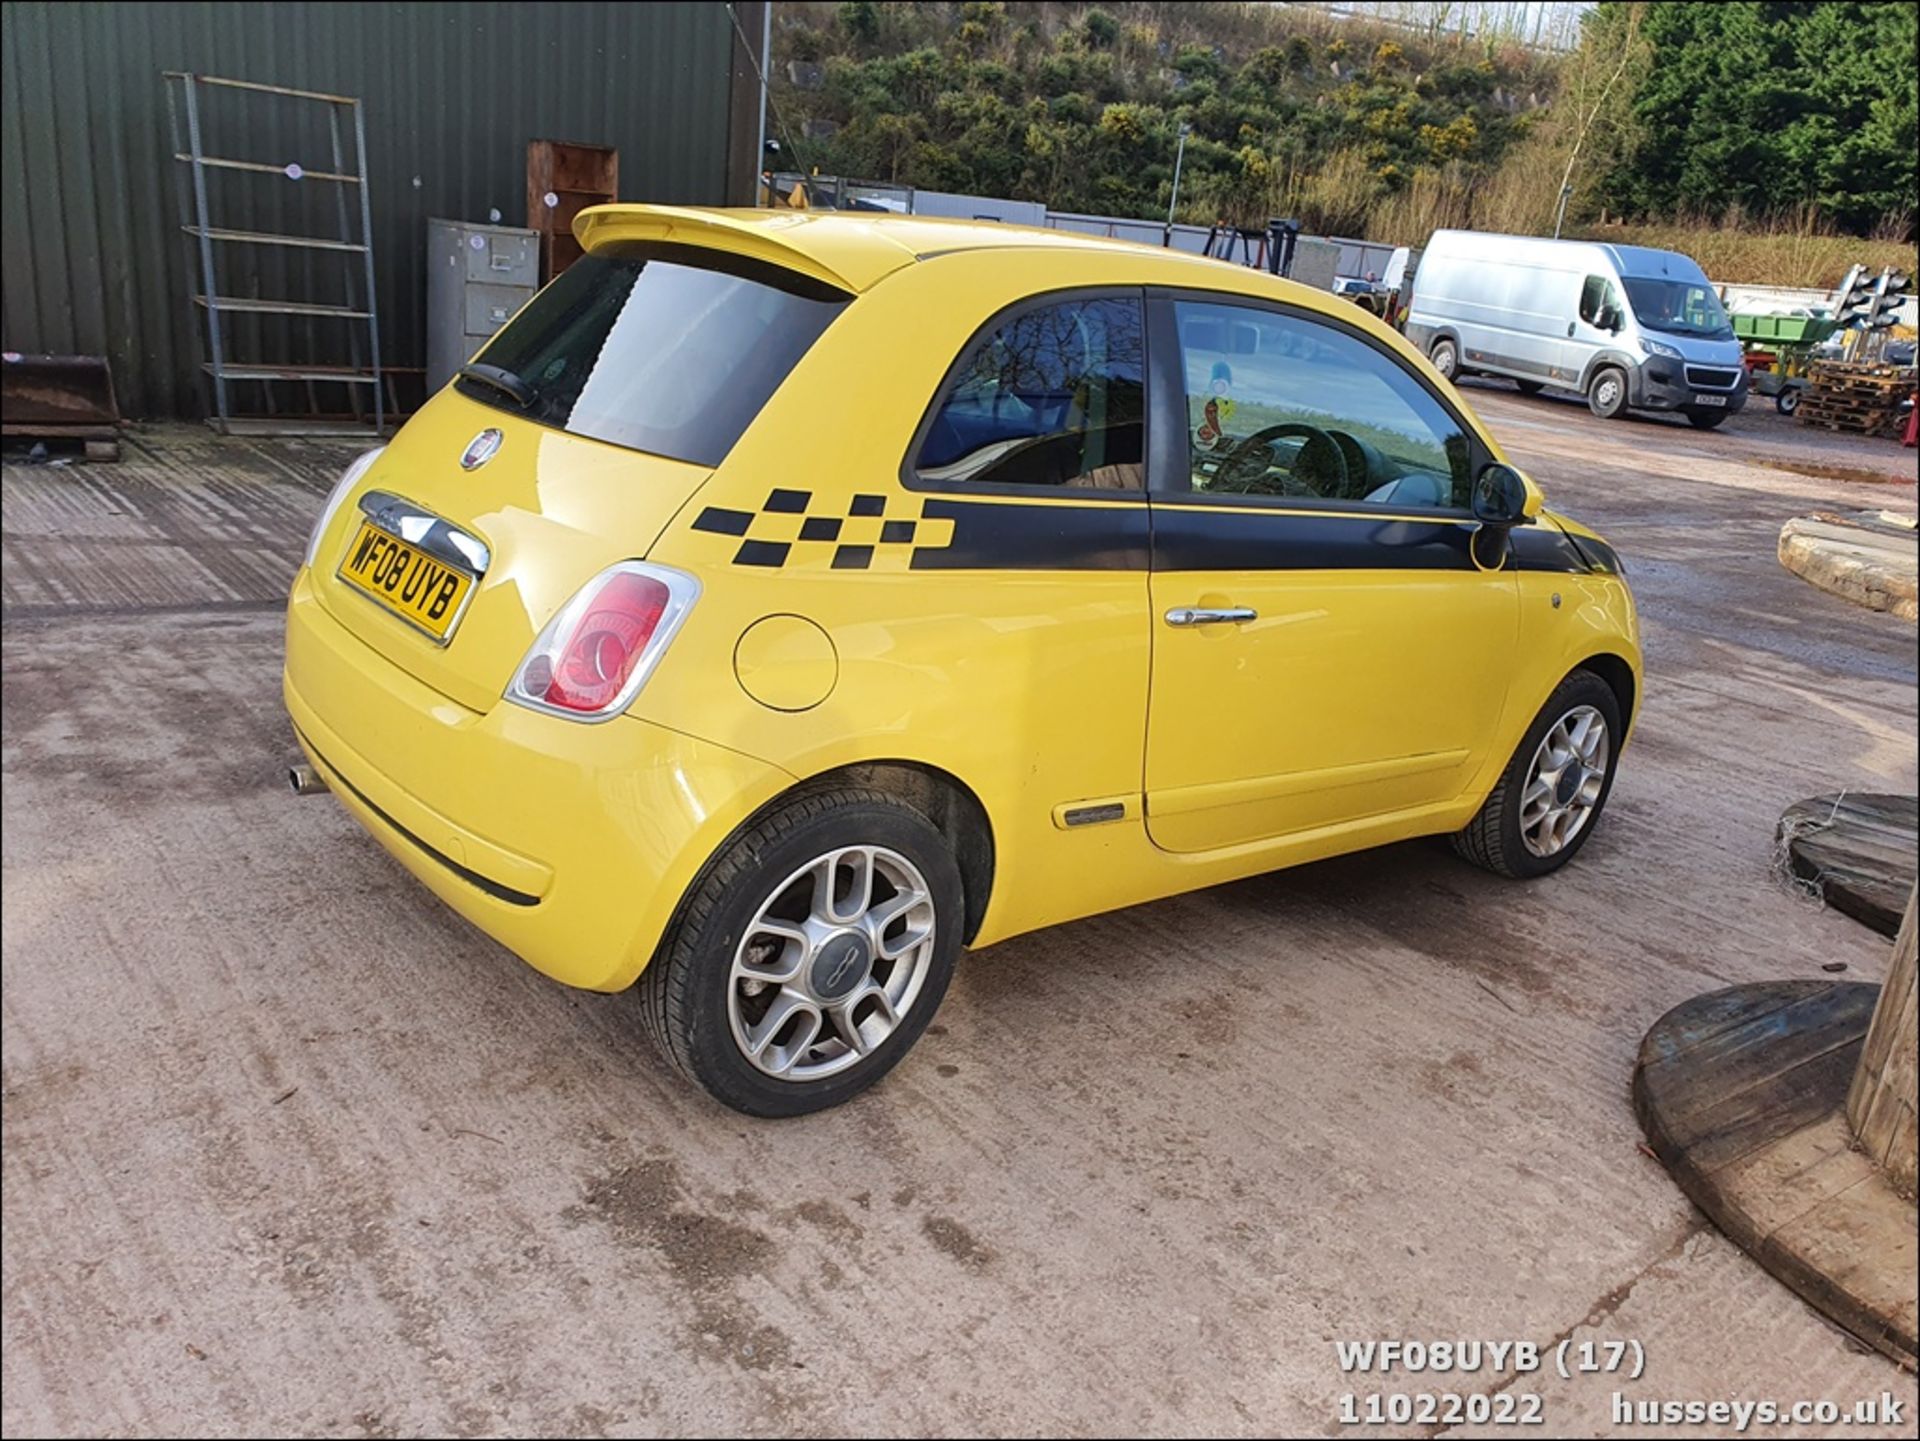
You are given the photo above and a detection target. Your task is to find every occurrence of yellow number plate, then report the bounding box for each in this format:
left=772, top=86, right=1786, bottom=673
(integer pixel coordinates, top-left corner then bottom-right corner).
left=337, top=519, right=476, bottom=641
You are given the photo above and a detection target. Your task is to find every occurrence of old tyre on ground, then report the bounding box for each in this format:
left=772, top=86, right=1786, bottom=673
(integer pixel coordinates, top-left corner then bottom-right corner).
left=1451, top=670, right=1623, bottom=880
left=1430, top=337, right=1460, bottom=381
left=1683, top=406, right=1730, bottom=430
left=1586, top=366, right=1630, bottom=420
left=1515, top=379, right=1546, bottom=396
left=636, top=787, right=963, bottom=1116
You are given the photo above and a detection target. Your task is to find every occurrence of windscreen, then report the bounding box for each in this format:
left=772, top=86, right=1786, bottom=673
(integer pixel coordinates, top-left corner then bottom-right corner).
left=1619, top=277, right=1732, bottom=340
left=456, top=242, right=850, bottom=468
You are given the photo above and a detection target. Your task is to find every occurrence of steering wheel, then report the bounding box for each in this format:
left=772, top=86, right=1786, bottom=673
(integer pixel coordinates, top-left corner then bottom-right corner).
left=1212, top=422, right=1351, bottom=498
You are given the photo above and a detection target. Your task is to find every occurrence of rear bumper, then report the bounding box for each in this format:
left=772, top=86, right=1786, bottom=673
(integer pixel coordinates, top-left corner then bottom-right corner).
left=284, top=571, right=793, bottom=991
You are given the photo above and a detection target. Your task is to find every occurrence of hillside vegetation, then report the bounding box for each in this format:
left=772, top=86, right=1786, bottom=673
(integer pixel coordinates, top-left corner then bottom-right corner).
left=770, top=2, right=1918, bottom=288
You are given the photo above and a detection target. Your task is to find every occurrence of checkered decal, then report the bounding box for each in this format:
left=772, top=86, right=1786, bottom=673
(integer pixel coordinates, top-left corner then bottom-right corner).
left=690, top=489, right=956, bottom=570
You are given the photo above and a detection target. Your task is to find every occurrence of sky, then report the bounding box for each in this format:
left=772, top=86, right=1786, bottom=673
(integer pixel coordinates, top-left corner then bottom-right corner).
left=1305, top=1, right=1598, bottom=52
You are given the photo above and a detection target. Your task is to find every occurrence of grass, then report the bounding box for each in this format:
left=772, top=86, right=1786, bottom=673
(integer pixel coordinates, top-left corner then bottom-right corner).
left=1567, top=220, right=1917, bottom=290
left=1354, top=164, right=1916, bottom=289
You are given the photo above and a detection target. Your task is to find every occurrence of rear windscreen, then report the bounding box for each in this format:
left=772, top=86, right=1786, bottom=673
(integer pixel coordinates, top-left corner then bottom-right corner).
left=456, top=241, right=849, bottom=468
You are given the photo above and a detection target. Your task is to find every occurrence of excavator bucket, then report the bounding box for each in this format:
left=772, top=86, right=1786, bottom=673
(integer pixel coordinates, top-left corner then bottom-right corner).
left=1, top=353, right=122, bottom=459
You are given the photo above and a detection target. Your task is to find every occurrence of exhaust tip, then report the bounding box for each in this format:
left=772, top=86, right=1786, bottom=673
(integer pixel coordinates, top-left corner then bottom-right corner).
left=288, top=763, right=327, bottom=796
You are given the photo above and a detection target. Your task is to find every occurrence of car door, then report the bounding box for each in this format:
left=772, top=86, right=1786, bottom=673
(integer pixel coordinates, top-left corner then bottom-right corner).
left=1142, top=293, right=1519, bottom=853
left=1561, top=272, right=1625, bottom=383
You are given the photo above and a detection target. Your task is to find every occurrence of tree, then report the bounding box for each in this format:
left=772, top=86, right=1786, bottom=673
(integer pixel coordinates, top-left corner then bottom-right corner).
left=1602, top=1, right=1918, bottom=234
left=1545, top=3, right=1651, bottom=235
left=839, top=0, right=880, bottom=47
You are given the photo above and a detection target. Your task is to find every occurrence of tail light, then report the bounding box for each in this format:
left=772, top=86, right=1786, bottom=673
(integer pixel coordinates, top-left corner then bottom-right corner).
left=303, top=447, right=384, bottom=569
left=504, top=562, right=698, bottom=722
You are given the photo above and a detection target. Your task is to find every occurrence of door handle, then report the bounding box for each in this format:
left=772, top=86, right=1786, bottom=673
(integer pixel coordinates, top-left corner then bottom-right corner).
left=1566, top=322, right=1576, bottom=337
left=1165, top=606, right=1257, bottom=627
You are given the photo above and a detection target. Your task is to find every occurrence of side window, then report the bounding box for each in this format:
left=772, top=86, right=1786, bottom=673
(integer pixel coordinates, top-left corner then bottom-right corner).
left=914, top=296, right=1145, bottom=490
left=1579, top=275, right=1620, bottom=328
left=1173, top=300, right=1473, bottom=510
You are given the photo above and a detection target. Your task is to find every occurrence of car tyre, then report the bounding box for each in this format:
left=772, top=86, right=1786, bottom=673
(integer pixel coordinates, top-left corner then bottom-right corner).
left=1586, top=366, right=1629, bottom=419
left=1774, top=389, right=1800, bottom=416
left=1515, top=379, right=1545, bottom=396
left=1450, top=670, right=1623, bottom=881
left=1430, top=337, right=1460, bottom=381
left=636, top=787, right=964, bottom=1117
left=1683, top=406, right=1729, bottom=430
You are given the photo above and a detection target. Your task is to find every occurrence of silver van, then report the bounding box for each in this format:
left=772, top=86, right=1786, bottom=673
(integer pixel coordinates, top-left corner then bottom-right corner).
left=1405, top=230, right=1749, bottom=429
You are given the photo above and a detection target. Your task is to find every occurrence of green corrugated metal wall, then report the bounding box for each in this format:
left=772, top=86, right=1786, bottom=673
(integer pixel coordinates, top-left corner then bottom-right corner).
left=1, top=1, right=746, bottom=418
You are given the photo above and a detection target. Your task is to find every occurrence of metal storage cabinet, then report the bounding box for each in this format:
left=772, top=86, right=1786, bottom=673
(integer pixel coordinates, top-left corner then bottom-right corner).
left=426, top=218, right=539, bottom=393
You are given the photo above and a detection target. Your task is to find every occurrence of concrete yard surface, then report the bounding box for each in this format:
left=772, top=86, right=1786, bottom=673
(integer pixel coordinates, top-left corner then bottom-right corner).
left=4, top=399, right=1917, bottom=1438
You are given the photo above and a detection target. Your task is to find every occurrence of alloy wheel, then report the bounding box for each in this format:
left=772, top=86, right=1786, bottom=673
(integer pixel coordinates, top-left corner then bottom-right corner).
left=1519, top=705, right=1611, bottom=857
left=727, top=845, right=937, bottom=1081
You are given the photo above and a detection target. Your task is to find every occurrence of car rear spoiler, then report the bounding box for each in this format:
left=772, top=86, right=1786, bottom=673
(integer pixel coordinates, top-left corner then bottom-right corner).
left=573, top=204, right=912, bottom=294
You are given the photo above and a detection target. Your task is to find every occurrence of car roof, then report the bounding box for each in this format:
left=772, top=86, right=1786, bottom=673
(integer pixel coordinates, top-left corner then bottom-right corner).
left=574, top=203, right=1330, bottom=301
left=1427, top=229, right=1709, bottom=284
left=1597, top=243, right=1709, bottom=281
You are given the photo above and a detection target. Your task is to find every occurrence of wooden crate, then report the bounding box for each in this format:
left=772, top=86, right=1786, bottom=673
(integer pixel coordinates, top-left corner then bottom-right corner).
left=527, top=140, right=618, bottom=283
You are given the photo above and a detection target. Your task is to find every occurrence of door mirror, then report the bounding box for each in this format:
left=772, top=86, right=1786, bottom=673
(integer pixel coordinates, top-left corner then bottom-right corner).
left=1472, top=463, right=1543, bottom=527
left=1599, top=305, right=1623, bottom=333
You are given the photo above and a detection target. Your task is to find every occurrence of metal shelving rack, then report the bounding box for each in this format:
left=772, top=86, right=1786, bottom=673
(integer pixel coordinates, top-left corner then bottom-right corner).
left=163, top=72, right=383, bottom=437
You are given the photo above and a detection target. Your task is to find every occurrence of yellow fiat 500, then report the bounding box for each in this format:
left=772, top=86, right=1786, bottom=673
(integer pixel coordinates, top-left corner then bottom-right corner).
left=286, top=205, right=1640, bottom=1115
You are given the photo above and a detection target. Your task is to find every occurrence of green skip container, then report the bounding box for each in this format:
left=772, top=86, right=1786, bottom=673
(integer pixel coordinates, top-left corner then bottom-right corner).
left=1731, top=312, right=1840, bottom=347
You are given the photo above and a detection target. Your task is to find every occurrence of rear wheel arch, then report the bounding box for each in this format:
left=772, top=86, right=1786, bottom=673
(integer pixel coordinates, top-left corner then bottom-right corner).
left=783, top=760, right=996, bottom=944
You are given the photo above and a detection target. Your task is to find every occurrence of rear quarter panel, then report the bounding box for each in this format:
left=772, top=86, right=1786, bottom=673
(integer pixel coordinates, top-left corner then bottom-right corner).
left=630, top=248, right=1167, bottom=944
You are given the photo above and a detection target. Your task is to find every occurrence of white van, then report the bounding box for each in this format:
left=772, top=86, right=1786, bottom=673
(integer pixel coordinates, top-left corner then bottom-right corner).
left=1405, top=230, right=1749, bottom=429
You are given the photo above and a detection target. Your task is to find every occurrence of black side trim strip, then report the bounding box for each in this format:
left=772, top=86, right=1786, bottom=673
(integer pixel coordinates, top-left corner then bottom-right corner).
left=1510, top=523, right=1597, bottom=575
left=1151, top=505, right=1478, bottom=571
left=1561, top=530, right=1622, bottom=575
left=912, top=498, right=1151, bottom=571
left=294, top=727, right=541, bottom=908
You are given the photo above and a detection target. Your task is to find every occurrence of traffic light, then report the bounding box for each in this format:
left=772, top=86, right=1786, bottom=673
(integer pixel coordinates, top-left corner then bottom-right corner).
left=1863, top=267, right=1913, bottom=331
left=1832, top=263, right=1873, bottom=328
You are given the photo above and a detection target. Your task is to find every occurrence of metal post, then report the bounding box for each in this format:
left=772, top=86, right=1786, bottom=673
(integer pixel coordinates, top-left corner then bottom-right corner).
left=327, top=104, right=365, bottom=420
left=1166, top=124, right=1190, bottom=239
left=756, top=1, right=772, bottom=205
left=1552, top=182, right=1574, bottom=240
left=163, top=80, right=209, bottom=422
left=180, top=76, right=231, bottom=431
left=350, top=99, right=384, bottom=434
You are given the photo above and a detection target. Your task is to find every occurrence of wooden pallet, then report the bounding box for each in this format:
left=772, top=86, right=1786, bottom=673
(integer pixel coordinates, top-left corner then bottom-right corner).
left=1797, top=379, right=1909, bottom=434
left=1807, top=362, right=1913, bottom=399
left=1797, top=411, right=1903, bottom=437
